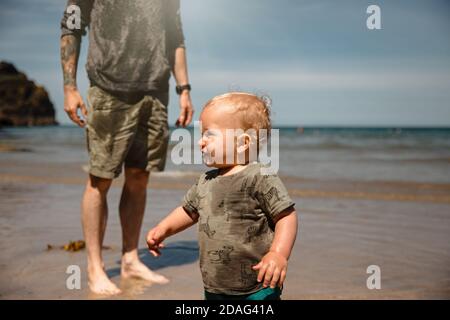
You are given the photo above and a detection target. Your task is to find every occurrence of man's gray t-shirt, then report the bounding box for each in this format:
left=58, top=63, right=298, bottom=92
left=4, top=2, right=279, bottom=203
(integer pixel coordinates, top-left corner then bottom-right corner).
left=61, top=0, right=185, bottom=93
left=182, top=163, right=295, bottom=295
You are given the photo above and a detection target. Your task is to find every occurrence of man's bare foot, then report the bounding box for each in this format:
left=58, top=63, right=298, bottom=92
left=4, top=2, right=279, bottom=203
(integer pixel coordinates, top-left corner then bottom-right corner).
left=88, top=267, right=122, bottom=296
left=121, top=259, right=169, bottom=284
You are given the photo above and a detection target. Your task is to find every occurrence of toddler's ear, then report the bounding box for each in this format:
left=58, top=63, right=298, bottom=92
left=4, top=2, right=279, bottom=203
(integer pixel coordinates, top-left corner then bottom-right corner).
left=236, top=133, right=251, bottom=153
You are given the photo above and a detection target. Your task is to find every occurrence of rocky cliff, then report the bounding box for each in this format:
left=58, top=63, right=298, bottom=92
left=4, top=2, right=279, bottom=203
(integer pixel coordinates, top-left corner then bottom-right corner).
left=0, top=61, right=58, bottom=126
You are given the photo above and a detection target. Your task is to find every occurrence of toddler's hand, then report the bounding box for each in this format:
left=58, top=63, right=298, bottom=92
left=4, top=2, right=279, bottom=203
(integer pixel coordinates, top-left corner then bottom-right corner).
left=252, top=251, right=287, bottom=289
left=146, top=226, right=166, bottom=257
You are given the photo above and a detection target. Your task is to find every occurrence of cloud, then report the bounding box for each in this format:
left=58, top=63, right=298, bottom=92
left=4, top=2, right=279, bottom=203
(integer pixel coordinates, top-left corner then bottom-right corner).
left=191, top=67, right=450, bottom=91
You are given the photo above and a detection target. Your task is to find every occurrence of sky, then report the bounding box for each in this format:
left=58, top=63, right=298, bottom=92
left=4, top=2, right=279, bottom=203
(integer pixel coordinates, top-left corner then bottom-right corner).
left=1, top=0, right=450, bottom=127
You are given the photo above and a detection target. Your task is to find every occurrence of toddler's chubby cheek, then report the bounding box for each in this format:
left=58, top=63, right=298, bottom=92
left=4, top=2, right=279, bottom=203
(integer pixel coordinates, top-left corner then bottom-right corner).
left=202, top=145, right=228, bottom=166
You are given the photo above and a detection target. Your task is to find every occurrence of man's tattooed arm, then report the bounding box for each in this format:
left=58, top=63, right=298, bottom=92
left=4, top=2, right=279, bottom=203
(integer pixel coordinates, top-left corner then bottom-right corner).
left=60, top=34, right=87, bottom=127
left=60, top=35, right=81, bottom=88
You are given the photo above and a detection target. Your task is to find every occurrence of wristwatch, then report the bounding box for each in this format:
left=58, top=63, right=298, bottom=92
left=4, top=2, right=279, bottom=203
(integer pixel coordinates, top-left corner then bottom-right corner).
left=176, top=84, right=191, bottom=95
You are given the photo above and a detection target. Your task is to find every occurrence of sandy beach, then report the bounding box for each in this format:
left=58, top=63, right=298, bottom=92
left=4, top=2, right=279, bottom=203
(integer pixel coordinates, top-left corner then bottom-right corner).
left=1, top=127, right=450, bottom=299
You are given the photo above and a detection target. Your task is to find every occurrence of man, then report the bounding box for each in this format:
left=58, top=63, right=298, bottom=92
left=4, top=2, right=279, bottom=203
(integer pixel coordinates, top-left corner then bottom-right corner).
left=60, top=0, right=194, bottom=295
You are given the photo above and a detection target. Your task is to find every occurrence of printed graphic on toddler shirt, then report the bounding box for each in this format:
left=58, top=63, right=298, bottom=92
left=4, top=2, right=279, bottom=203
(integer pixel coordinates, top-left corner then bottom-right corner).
left=207, top=245, right=234, bottom=265
left=199, top=216, right=216, bottom=238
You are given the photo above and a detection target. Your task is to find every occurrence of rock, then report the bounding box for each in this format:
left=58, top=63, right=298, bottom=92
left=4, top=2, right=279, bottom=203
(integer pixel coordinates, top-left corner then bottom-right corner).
left=0, top=61, right=58, bottom=127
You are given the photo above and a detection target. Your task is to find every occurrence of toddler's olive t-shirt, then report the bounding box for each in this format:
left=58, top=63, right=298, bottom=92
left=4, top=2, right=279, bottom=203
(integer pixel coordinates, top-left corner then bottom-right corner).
left=182, top=163, right=295, bottom=295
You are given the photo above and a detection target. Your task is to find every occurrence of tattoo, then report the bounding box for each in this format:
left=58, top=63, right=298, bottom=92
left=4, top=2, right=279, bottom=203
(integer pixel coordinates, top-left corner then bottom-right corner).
left=60, top=35, right=80, bottom=87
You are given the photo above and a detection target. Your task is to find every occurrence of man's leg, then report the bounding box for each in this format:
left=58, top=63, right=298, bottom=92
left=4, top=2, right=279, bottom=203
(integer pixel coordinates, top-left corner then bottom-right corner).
left=119, top=167, right=169, bottom=284
left=82, top=174, right=122, bottom=295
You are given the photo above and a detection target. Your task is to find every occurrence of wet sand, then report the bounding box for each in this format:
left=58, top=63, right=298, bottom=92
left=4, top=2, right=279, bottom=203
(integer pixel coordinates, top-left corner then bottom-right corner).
left=1, top=157, right=450, bottom=299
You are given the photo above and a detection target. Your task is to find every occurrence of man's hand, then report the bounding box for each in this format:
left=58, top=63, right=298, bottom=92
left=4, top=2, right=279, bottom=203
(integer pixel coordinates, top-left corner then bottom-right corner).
left=146, top=226, right=167, bottom=257
left=252, top=251, right=288, bottom=289
left=175, top=91, right=194, bottom=127
left=64, top=86, right=88, bottom=127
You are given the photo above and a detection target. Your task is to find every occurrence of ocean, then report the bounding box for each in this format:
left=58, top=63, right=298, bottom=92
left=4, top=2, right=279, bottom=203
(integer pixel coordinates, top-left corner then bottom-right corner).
left=1, top=125, right=449, bottom=183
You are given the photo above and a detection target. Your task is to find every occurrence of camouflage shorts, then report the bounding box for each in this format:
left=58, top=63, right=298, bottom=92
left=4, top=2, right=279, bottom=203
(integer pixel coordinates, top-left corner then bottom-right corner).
left=85, top=85, right=169, bottom=179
